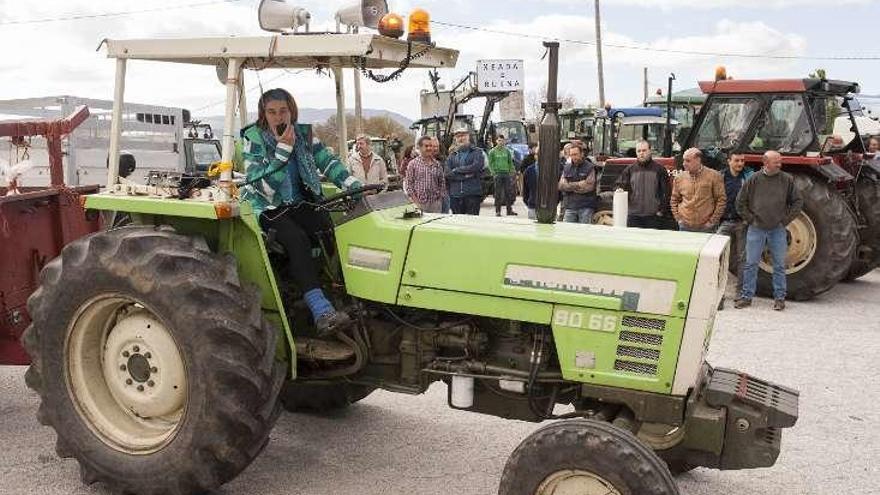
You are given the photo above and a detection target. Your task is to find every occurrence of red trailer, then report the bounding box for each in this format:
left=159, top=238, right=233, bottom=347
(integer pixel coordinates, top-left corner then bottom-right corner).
left=0, top=106, right=101, bottom=365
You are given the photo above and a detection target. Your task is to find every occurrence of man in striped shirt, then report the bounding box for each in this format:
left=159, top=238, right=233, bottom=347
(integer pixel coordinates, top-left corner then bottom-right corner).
left=405, top=136, right=447, bottom=213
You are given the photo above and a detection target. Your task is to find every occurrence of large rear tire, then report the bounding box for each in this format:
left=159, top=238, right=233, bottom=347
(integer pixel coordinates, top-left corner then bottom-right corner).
left=21, top=226, right=283, bottom=495
left=280, top=381, right=375, bottom=413
left=755, top=174, right=857, bottom=301
left=845, top=177, right=880, bottom=280
left=498, top=419, right=679, bottom=495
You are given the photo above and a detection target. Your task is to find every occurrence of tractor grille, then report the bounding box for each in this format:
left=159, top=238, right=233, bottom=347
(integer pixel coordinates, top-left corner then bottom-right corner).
left=614, top=360, right=658, bottom=375
left=619, top=331, right=663, bottom=346
left=621, top=316, right=666, bottom=331
left=616, top=345, right=660, bottom=361
left=614, top=315, right=666, bottom=377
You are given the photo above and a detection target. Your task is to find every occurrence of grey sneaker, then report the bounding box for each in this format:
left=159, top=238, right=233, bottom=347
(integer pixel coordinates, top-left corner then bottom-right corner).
left=773, top=299, right=785, bottom=311
left=734, top=298, right=752, bottom=309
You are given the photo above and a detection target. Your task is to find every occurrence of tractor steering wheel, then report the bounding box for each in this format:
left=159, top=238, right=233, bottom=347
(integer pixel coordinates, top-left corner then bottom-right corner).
left=317, top=183, right=385, bottom=212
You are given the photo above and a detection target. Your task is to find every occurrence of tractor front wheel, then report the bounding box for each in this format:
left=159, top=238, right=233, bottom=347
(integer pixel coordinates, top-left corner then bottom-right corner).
left=22, top=226, right=283, bottom=495
left=498, top=419, right=679, bottom=495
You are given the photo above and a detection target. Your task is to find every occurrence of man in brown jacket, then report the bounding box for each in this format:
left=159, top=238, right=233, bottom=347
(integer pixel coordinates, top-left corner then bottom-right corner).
left=671, top=148, right=726, bottom=232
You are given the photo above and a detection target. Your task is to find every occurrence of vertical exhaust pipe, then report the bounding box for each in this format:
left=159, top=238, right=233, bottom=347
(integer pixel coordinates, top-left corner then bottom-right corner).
left=536, top=41, right=561, bottom=224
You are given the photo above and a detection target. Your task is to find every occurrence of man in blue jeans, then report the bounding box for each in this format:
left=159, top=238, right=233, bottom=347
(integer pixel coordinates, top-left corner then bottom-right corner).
left=734, top=150, right=803, bottom=311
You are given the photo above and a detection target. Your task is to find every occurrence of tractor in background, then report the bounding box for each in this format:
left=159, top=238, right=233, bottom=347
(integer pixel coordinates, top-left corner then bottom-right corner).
left=600, top=76, right=880, bottom=300
left=0, top=107, right=101, bottom=365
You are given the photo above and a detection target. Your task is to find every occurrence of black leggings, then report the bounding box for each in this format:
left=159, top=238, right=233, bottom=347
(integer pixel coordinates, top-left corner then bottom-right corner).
left=259, top=203, right=334, bottom=293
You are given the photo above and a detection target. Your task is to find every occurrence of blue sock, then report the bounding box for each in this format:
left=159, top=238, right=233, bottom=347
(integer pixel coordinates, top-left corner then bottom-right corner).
left=304, top=288, right=335, bottom=320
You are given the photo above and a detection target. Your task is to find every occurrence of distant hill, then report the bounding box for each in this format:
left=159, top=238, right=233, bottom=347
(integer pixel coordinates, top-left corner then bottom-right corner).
left=198, top=108, right=413, bottom=134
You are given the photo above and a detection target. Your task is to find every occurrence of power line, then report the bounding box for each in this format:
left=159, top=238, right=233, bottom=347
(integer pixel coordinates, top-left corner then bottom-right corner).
left=433, top=20, right=880, bottom=62
left=0, top=0, right=247, bottom=26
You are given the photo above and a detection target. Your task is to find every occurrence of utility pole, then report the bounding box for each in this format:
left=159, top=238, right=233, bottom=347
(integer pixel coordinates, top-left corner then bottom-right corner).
left=643, top=67, right=649, bottom=104
left=594, top=0, right=606, bottom=108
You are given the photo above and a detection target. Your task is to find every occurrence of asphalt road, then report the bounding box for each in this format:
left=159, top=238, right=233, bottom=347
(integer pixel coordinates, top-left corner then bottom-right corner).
left=2, top=203, right=879, bottom=495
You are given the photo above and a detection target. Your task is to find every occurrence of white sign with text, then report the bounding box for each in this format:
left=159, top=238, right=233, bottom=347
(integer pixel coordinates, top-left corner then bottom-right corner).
left=476, top=59, right=524, bottom=93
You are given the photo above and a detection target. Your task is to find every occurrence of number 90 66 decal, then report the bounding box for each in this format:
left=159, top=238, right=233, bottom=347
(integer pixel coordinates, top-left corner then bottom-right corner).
left=553, top=308, right=619, bottom=333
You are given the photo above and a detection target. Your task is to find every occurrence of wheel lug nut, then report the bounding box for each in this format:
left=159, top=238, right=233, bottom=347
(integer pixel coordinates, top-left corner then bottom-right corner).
left=147, top=380, right=155, bottom=387
left=126, top=379, right=133, bottom=385
left=151, top=367, right=158, bottom=373
left=133, top=346, right=140, bottom=353
left=122, top=351, right=130, bottom=357
left=120, top=365, right=127, bottom=371
left=137, top=385, right=144, bottom=392
left=145, top=352, right=151, bottom=359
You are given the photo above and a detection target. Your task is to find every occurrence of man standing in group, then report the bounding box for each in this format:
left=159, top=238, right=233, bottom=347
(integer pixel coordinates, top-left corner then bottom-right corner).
left=671, top=147, right=725, bottom=232
left=614, top=140, right=669, bottom=229
left=405, top=136, right=447, bottom=213
left=558, top=142, right=597, bottom=224
left=488, top=135, right=518, bottom=216
left=347, top=135, right=388, bottom=189
left=735, top=150, right=803, bottom=311
left=445, top=128, right=485, bottom=215
left=868, top=136, right=880, bottom=154
left=717, top=153, right=754, bottom=294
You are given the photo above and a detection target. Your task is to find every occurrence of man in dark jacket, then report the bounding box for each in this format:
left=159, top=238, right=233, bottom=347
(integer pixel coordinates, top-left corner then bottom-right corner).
left=445, top=128, right=485, bottom=215
left=735, top=150, right=803, bottom=311
left=614, top=140, right=669, bottom=229
left=558, top=142, right=597, bottom=224
left=522, top=145, right=538, bottom=219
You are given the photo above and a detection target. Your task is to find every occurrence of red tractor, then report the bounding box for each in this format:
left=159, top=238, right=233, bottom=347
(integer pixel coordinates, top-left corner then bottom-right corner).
left=0, top=107, right=101, bottom=365
left=602, top=77, right=880, bottom=300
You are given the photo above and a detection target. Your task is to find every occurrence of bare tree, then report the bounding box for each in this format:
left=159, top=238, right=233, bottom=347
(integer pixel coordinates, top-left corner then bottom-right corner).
left=526, top=84, right=579, bottom=120
left=313, top=113, right=413, bottom=155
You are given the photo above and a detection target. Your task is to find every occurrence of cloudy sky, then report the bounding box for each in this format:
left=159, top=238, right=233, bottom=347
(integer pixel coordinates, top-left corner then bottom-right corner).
left=1, top=0, right=879, bottom=121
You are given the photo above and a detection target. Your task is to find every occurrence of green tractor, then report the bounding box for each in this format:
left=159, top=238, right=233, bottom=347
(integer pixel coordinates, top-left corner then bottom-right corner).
left=22, top=34, right=798, bottom=495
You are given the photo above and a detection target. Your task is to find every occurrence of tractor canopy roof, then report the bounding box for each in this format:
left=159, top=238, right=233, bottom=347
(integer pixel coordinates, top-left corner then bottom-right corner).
left=698, top=79, right=860, bottom=96
left=102, top=34, right=458, bottom=70
left=606, top=107, right=663, bottom=119
left=644, top=87, right=706, bottom=105
left=619, top=115, right=679, bottom=126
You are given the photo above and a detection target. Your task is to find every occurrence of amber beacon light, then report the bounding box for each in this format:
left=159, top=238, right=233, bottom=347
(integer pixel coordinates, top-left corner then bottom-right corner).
left=407, top=8, right=431, bottom=43
left=378, top=13, right=404, bottom=38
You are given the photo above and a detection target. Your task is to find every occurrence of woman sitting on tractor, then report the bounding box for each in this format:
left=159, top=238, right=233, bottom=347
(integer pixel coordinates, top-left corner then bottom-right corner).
left=239, top=88, right=362, bottom=336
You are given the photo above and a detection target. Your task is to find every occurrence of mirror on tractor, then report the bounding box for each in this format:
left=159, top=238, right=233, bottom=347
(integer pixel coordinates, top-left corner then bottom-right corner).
left=335, top=0, right=388, bottom=31
left=258, top=0, right=311, bottom=33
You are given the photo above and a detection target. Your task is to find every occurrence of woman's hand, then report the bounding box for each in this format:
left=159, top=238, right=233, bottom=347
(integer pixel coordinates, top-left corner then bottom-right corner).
left=275, top=122, right=295, bottom=146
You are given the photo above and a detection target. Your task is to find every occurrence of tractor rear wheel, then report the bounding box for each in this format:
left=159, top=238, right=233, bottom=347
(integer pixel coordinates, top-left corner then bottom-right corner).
left=498, top=419, right=679, bottom=495
left=279, top=381, right=375, bottom=413
left=21, top=226, right=283, bottom=495
left=845, top=177, right=880, bottom=280
left=753, top=174, right=857, bottom=300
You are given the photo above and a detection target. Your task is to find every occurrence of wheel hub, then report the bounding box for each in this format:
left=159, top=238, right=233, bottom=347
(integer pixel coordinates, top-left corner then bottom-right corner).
left=127, top=354, right=151, bottom=383
left=536, top=469, right=622, bottom=495
left=66, top=296, right=187, bottom=454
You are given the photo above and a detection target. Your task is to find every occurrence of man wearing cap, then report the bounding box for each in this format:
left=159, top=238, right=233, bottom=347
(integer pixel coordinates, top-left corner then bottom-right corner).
left=445, top=128, right=485, bottom=215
